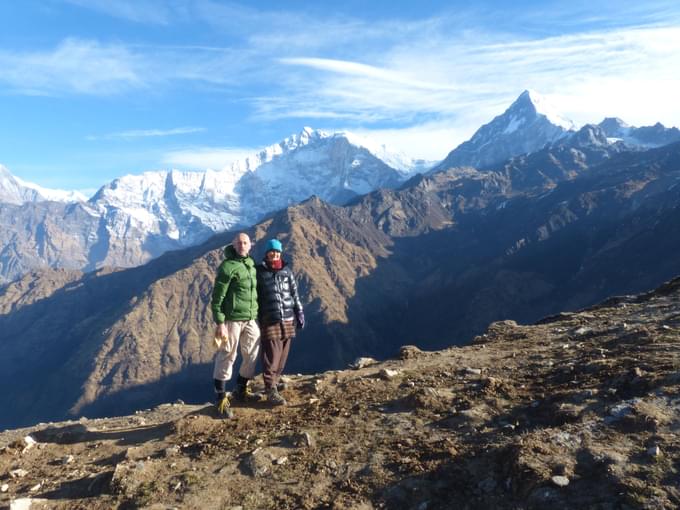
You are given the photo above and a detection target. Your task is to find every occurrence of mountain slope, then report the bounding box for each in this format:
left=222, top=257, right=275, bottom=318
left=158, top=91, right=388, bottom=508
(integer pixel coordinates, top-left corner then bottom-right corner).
left=2, top=276, right=680, bottom=509
left=0, top=129, right=418, bottom=285
left=2, top=140, right=680, bottom=429
left=598, top=117, right=680, bottom=147
left=0, top=165, right=86, bottom=205
left=434, top=90, right=576, bottom=171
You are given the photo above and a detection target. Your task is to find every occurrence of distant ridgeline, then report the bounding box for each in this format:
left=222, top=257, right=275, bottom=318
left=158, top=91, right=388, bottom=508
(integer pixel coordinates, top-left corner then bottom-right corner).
left=2, top=91, right=680, bottom=429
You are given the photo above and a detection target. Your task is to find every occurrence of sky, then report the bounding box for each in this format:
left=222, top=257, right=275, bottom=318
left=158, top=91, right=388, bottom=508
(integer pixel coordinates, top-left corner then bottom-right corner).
left=1, top=0, right=680, bottom=195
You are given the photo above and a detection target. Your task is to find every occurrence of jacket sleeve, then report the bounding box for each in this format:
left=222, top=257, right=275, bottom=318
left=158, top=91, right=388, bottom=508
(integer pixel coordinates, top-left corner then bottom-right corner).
left=289, top=270, right=303, bottom=314
left=211, top=263, right=232, bottom=324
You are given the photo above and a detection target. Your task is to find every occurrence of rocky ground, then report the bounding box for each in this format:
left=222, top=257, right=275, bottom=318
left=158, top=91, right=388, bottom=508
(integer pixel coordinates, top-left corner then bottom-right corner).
left=2, top=278, right=680, bottom=510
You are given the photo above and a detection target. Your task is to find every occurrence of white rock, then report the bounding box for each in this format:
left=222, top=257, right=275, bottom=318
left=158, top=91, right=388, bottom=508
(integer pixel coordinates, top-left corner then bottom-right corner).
left=465, top=367, right=482, bottom=376
left=62, top=455, right=75, bottom=465
left=1, top=483, right=8, bottom=492
left=350, top=357, right=377, bottom=369
left=10, top=499, right=34, bottom=510
left=29, top=482, right=42, bottom=492
left=551, top=475, right=570, bottom=487
left=276, top=456, right=288, bottom=465
left=21, top=435, right=37, bottom=454
left=380, top=368, right=400, bottom=380
left=647, top=445, right=661, bottom=457
left=9, top=469, right=28, bottom=479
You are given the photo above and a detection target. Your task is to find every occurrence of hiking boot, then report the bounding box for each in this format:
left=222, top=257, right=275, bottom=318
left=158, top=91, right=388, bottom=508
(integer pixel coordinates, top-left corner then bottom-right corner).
left=215, top=394, right=234, bottom=418
left=233, top=375, right=255, bottom=402
left=267, top=387, right=286, bottom=406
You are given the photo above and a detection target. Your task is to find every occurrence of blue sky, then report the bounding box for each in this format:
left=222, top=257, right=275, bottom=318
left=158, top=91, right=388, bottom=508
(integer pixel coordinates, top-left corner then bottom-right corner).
left=1, top=0, right=680, bottom=194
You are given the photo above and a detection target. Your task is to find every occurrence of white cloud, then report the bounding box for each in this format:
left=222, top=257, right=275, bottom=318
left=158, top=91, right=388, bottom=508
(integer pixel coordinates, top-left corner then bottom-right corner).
left=88, top=127, right=205, bottom=140
left=0, top=38, right=252, bottom=96
left=63, top=0, right=179, bottom=25
left=263, top=22, right=680, bottom=131
left=162, top=147, right=257, bottom=170
left=349, top=121, right=480, bottom=162
left=0, top=38, right=143, bottom=95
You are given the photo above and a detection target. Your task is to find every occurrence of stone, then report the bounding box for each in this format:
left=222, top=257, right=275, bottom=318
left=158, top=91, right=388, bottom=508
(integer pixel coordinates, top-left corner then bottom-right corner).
left=294, top=431, right=315, bottom=448
left=647, top=445, right=661, bottom=457
left=573, top=327, right=592, bottom=336
left=164, top=446, right=181, bottom=457
left=1, top=483, right=8, bottom=492
left=275, top=456, right=288, bottom=465
left=240, top=448, right=272, bottom=477
left=464, top=367, right=482, bottom=376
left=29, top=482, right=42, bottom=492
left=350, top=357, right=378, bottom=369
left=21, top=435, right=36, bottom=454
left=380, top=368, right=400, bottom=380
left=399, top=345, right=423, bottom=360
left=551, top=475, right=570, bottom=487
left=62, top=454, right=75, bottom=465
left=9, top=469, right=28, bottom=479
left=10, top=499, right=34, bottom=510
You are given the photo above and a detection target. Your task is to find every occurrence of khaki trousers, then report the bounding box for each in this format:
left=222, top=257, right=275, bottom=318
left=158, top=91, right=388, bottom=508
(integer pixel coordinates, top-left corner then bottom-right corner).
left=212, top=319, right=261, bottom=381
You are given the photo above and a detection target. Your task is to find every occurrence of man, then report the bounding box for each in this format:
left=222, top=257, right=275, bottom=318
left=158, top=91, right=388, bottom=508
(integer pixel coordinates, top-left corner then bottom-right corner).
left=211, top=232, right=260, bottom=417
left=256, top=238, right=304, bottom=406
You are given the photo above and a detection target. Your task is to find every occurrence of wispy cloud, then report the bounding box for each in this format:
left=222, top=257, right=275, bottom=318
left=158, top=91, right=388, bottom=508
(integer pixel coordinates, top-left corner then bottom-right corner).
left=263, top=22, right=680, bottom=138
left=62, top=0, right=179, bottom=25
left=88, top=126, right=205, bottom=141
left=0, top=38, right=143, bottom=95
left=0, top=37, right=255, bottom=96
left=162, top=147, right=256, bottom=170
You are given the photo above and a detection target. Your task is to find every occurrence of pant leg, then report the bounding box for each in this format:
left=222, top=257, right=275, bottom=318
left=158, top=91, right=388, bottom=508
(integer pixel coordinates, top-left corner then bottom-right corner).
left=238, top=319, right=261, bottom=379
left=275, top=337, right=292, bottom=382
left=212, top=321, right=242, bottom=381
left=261, top=335, right=279, bottom=389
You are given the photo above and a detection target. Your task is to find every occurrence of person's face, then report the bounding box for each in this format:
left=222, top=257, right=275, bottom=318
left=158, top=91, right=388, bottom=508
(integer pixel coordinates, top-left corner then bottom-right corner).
left=265, top=250, right=281, bottom=262
left=233, top=234, right=251, bottom=257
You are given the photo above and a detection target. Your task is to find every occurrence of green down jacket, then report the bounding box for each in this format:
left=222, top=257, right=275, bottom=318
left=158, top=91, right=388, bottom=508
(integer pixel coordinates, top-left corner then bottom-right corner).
left=211, top=245, right=258, bottom=323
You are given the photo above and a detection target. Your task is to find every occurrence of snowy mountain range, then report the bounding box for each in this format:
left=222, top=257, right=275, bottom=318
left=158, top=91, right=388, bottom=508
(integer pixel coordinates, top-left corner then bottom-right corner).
left=1, top=91, right=680, bottom=284
left=0, top=129, right=426, bottom=282
left=0, top=165, right=87, bottom=205
left=433, top=89, right=680, bottom=173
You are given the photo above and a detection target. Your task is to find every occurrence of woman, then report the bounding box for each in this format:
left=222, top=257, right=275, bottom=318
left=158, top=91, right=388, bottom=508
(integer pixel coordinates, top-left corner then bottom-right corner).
left=256, top=238, right=304, bottom=405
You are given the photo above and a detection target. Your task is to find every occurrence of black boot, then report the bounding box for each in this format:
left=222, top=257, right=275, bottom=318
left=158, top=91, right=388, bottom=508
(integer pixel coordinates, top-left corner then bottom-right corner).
left=234, top=375, right=253, bottom=402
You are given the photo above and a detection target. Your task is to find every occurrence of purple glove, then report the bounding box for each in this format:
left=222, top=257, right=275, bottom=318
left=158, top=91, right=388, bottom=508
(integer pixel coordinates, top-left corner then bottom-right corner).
left=295, top=309, right=305, bottom=330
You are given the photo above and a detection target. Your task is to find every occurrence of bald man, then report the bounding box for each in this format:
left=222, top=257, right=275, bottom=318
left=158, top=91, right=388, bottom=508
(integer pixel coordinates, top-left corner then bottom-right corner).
left=210, top=232, right=260, bottom=417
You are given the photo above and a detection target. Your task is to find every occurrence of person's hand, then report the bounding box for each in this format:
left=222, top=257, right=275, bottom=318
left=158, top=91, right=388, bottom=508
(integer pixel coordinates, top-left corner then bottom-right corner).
left=215, top=323, right=228, bottom=340
left=295, top=310, right=305, bottom=330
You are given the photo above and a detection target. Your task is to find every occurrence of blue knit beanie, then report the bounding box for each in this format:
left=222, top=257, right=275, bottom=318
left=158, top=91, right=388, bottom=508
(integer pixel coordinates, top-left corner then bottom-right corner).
left=265, top=238, right=283, bottom=252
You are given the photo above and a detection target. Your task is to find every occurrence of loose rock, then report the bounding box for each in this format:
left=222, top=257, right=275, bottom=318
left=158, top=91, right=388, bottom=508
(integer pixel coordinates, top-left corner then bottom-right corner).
left=551, top=475, right=570, bottom=487
left=351, top=357, right=378, bottom=369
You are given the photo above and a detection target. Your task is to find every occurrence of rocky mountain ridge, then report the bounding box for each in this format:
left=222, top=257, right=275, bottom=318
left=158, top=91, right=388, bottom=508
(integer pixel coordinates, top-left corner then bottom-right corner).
left=2, top=275, right=680, bottom=509
left=0, top=128, right=417, bottom=284
left=435, top=90, right=680, bottom=173
left=2, top=92, right=680, bottom=286
left=2, top=137, right=680, bottom=431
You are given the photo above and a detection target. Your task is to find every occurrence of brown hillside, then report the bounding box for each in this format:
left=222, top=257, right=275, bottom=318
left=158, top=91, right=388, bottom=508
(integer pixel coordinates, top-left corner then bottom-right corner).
left=2, top=277, right=680, bottom=509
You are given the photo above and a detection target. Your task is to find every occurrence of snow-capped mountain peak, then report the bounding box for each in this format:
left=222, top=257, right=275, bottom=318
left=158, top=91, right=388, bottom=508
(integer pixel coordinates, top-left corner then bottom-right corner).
left=435, top=89, right=577, bottom=171
left=515, top=89, right=575, bottom=131
left=0, top=164, right=87, bottom=204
